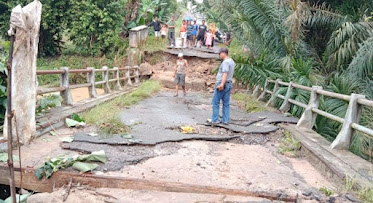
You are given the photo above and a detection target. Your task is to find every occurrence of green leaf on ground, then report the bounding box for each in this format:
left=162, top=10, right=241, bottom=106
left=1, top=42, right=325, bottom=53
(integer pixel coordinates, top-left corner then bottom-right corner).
left=0, top=153, right=19, bottom=162
left=88, top=133, right=98, bottom=137
left=49, top=131, right=58, bottom=136
left=128, top=139, right=142, bottom=143
left=81, top=150, right=107, bottom=163
left=121, top=134, right=133, bottom=139
left=71, top=113, right=85, bottom=122
left=66, top=118, right=86, bottom=128
left=72, top=162, right=99, bottom=172
left=59, top=137, right=74, bottom=143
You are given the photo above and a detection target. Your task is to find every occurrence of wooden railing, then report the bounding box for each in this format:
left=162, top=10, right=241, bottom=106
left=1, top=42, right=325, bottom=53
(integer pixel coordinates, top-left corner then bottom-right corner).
left=37, top=66, right=140, bottom=105
left=253, top=79, right=373, bottom=150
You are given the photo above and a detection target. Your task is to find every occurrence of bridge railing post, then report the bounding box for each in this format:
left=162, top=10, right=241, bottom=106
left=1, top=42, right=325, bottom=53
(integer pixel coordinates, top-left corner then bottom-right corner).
left=134, top=66, right=140, bottom=84
left=252, top=85, right=260, bottom=98
left=279, top=82, right=293, bottom=112
left=267, top=79, right=280, bottom=107
left=258, top=79, right=269, bottom=101
left=297, top=86, right=323, bottom=129
left=114, top=67, right=122, bottom=91
left=87, top=67, right=97, bottom=98
left=60, top=67, right=73, bottom=105
left=331, top=93, right=366, bottom=150
left=102, top=66, right=111, bottom=93
left=126, top=66, right=133, bottom=86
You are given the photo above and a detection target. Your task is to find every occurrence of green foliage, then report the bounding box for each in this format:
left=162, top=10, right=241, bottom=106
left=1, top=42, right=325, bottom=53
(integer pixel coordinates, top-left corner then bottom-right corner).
left=278, top=131, right=301, bottom=157
left=233, top=93, right=268, bottom=113
left=35, top=150, right=107, bottom=179
left=36, top=94, right=62, bottom=114
left=69, top=0, right=127, bottom=56
left=319, top=187, right=334, bottom=196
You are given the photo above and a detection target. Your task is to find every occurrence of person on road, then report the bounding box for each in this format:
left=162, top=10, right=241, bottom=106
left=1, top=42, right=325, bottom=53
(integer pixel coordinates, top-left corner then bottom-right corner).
left=225, top=31, right=233, bottom=46
left=196, top=20, right=207, bottom=48
left=192, top=20, right=199, bottom=47
left=167, top=17, right=176, bottom=47
left=205, top=29, right=213, bottom=49
left=210, top=48, right=235, bottom=124
left=209, top=23, right=216, bottom=47
left=148, top=16, right=162, bottom=43
left=180, top=20, right=187, bottom=48
left=174, top=53, right=189, bottom=97
left=161, top=24, right=168, bottom=43
left=186, top=21, right=194, bottom=48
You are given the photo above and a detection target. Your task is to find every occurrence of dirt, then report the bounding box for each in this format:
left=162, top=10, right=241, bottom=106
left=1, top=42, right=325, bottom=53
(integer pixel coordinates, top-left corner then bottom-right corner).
left=142, top=52, right=221, bottom=92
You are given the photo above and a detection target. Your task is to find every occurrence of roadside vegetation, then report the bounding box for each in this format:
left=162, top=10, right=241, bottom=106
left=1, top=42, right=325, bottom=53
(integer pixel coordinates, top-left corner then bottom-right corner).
left=278, top=131, right=301, bottom=158
left=233, top=93, right=268, bottom=113
left=194, top=0, right=373, bottom=160
left=81, top=80, right=161, bottom=134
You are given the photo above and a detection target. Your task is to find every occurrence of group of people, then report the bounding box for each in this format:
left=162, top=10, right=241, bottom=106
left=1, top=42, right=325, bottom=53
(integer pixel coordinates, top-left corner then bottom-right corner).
left=178, top=19, right=216, bottom=49
left=148, top=16, right=231, bottom=49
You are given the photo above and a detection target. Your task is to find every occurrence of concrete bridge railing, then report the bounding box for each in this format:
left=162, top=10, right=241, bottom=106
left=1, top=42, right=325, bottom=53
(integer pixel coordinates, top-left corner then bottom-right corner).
left=37, top=66, right=140, bottom=105
left=253, top=79, right=373, bottom=150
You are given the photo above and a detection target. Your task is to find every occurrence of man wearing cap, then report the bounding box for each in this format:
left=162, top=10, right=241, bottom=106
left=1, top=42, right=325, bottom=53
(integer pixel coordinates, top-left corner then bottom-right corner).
left=174, top=53, right=189, bottom=97
left=211, top=48, right=235, bottom=124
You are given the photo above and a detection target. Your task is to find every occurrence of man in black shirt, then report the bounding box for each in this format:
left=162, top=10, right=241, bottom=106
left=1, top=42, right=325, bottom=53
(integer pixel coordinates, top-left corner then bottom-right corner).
left=148, top=16, right=162, bottom=43
left=196, top=20, right=207, bottom=48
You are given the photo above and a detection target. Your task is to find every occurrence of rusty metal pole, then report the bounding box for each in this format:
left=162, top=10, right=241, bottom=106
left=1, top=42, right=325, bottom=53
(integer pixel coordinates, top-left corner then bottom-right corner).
left=7, top=34, right=17, bottom=203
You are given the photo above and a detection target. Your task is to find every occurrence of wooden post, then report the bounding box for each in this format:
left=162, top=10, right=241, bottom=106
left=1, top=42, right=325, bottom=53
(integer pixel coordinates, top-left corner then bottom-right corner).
left=126, top=66, right=133, bottom=86
left=258, top=79, right=269, bottom=101
left=297, top=86, right=323, bottom=129
left=279, top=82, right=293, bottom=112
left=113, top=67, right=122, bottom=91
left=134, top=66, right=140, bottom=84
left=60, top=67, right=73, bottom=105
left=266, top=79, right=280, bottom=107
left=102, top=66, right=111, bottom=93
left=87, top=67, right=97, bottom=98
left=252, top=86, right=260, bottom=98
left=331, top=94, right=366, bottom=150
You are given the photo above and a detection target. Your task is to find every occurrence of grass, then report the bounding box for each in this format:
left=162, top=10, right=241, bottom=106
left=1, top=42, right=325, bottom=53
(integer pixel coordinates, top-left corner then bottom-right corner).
left=342, top=175, right=373, bottom=203
left=233, top=93, right=268, bottom=113
left=139, top=35, right=168, bottom=54
left=278, top=131, right=301, bottom=158
left=81, top=80, right=161, bottom=134
left=319, top=187, right=334, bottom=196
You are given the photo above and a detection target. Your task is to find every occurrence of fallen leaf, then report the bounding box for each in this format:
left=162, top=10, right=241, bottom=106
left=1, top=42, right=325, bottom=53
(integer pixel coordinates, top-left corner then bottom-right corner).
left=66, top=118, right=86, bottom=128
left=72, top=162, right=98, bottom=172
left=49, top=131, right=58, bottom=136
left=121, top=134, right=134, bottom=139
left=180, top=126, right=194, bottom=134
left=59, top=137, right=74, bottom=143
left=255, top=123, right=264, bottom=127
left=87, top=133, right=98, bottom=137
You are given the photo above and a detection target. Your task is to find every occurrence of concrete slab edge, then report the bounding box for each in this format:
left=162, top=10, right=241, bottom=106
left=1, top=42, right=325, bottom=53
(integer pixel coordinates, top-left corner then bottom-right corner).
left=281, top=124, right=372, bottom=189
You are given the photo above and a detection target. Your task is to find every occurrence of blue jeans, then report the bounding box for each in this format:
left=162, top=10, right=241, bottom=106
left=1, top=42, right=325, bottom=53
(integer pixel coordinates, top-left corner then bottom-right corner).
left=211, top=82, right=232, bottom=123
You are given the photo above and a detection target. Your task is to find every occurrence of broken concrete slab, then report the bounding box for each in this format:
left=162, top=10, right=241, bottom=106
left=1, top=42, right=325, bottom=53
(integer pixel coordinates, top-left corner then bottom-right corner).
left=203, top=123, right=279, bottom=134
left=72, top=132, right=240, bottom=146
left=62, top=142, right=182, bottom=171
left=164, top=49, right=219, bottom=59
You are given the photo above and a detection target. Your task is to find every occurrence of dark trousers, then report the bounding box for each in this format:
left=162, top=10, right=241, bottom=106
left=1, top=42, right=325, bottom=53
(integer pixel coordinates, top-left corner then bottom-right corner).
left=168, top=31, right=175, bottom=46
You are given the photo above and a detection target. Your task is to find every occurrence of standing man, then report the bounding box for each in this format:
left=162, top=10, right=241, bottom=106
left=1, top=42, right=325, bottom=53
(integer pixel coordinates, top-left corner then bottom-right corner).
left=196, top=20, right=207, bottom=48
left=186, top=21, right=194, bottom=48
left=210, top=48, right=235, bottom=124
left=192, top=20, right=199, bottom=47
left=167, top=17, right=176, bottom=47
left=225, top=31, right=233, bottom=46
left=179, top=20, right=187, bottom=48
left=174, top=53, right=189, bottom=97
left=148, top=16, right=162, bottom=43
